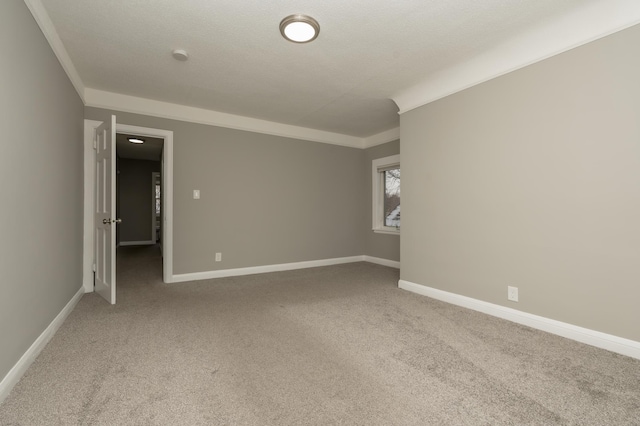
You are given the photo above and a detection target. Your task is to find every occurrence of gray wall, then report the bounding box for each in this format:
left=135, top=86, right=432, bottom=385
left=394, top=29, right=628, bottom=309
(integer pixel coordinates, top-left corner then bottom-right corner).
left=364, top=140, right=400, bottom=261
left=118, top=159, right=161, bottom=242
left=85, top=107, right=367, bottom=274
left=400, top=24, right=640, bottom=341
left=0, top=1, right=84, bottom=382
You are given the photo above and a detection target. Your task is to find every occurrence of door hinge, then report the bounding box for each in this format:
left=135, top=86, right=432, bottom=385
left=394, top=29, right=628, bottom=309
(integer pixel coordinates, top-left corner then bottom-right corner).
left=93, top=138, right=97, bottom=150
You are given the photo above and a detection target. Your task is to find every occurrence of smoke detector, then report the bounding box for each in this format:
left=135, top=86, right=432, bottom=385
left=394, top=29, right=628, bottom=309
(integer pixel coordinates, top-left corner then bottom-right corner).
left=172, top=49, right=189, bottom=61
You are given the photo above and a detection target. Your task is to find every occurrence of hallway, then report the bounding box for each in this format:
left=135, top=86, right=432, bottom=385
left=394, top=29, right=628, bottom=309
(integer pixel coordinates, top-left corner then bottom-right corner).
left=116, top=244, right=163, bottom=293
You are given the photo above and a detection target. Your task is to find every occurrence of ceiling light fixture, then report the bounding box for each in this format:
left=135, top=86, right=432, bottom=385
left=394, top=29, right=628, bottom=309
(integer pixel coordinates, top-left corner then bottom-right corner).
left=128, top=137, right=145, bottom=144
left=280, top=14, right=320, bottom=43
left=172, top=49, right=189, bottom=61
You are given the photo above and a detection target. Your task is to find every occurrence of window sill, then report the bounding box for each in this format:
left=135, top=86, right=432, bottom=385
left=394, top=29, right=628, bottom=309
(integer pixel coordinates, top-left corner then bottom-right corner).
left=373, top=228, right=400, bottom=235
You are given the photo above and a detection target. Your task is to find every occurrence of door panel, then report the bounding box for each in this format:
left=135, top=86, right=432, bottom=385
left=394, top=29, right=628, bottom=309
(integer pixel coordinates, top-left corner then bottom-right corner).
left=94, top=115, right=116, bottom=304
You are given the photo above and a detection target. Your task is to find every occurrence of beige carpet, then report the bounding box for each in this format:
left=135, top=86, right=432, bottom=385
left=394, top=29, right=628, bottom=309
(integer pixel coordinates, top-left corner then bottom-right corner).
left=1, top=245, right=639, bottom=425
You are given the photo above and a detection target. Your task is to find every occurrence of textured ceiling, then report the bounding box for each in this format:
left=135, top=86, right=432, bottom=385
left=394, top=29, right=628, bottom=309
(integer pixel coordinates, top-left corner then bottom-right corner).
left=39, top=0, right=608, bottom=137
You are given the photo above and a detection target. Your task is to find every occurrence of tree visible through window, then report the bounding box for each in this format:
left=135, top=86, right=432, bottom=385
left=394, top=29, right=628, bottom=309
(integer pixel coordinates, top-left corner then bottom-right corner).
left=372, top=154, right=400, bottom=234
left=384, top=168, right=400, bottom=228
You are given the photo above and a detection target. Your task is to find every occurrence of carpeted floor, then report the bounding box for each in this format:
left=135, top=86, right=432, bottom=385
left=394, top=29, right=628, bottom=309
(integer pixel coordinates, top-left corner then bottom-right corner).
left=1, top=245, right=639, bottom=425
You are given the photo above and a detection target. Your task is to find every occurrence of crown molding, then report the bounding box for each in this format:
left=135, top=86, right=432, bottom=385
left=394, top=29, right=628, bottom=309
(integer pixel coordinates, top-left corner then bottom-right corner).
left=393, top=0, right=640, bottom=114
left=85, top=89, right=369, bottom=148
left=85, top=89, right=400, bottom=148
left=362, top=127, right=400, bottom=149
left=23, top=0, right=85, bottom=102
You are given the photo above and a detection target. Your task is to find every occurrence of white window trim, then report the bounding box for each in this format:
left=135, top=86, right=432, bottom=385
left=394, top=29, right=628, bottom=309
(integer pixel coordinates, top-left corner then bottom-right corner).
left=372, top=154, right=400, bottom=235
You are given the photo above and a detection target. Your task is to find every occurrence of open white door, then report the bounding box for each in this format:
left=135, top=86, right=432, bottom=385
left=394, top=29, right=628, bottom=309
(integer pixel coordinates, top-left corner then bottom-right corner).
left=94, top=115, right=117, bottom=304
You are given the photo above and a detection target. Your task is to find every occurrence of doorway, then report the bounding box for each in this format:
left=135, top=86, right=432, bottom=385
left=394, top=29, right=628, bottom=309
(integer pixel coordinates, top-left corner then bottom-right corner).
left=83, top=120, right=174, bottom=294
left=115, top=132, right=163, bottom=247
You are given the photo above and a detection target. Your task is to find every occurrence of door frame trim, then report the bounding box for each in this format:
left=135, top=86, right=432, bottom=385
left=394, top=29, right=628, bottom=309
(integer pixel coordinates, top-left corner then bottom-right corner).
left=83, top=119, right=175, bottom=291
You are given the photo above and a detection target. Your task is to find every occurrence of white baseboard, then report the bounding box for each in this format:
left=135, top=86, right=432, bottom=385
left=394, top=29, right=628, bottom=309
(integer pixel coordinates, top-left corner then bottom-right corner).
left=172, top=256, right=366, bottom=283
left=119, top=240, right=155, bottom=246
left=363, top=255, right=400, bottom=269
left=398, top=280, right=640, bottom=360
left=0, top=286, right=85, bottom=404
left=172, top=255, right=401, bottom=283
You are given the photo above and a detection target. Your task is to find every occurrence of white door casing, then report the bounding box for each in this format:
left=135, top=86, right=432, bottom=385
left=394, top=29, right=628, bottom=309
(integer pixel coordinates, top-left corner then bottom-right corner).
left=94, top=115, right=117, bottom=304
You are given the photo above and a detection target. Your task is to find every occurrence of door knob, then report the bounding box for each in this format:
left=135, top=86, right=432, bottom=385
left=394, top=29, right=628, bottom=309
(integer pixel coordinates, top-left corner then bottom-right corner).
left=102, top=218, right=110, bottom=225
left=113, top=218, right=122, bottom=224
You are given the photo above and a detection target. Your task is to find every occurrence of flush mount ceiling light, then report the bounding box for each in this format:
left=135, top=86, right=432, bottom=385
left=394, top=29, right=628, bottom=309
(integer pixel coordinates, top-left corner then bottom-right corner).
left=280, top=14, right=320, bottom=43
left=128, top=137, right=145, bottom=144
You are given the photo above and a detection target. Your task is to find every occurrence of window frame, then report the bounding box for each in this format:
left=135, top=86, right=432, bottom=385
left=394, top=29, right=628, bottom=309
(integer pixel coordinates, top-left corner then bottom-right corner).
left=372, top=154, right=400, bottom=235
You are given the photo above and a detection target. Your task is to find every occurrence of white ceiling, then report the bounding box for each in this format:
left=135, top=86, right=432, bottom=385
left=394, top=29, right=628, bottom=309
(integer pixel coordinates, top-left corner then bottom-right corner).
left=30, top=0, right=640, bottom=144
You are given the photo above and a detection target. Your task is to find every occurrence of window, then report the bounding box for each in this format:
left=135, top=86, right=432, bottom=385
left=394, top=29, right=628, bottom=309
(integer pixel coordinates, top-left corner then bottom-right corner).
left=372, top=154, right=400, bottom=234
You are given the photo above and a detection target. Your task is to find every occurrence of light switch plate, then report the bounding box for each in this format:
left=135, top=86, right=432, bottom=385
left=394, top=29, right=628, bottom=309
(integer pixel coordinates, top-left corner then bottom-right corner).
left=193, top=189, right=200, bottom=199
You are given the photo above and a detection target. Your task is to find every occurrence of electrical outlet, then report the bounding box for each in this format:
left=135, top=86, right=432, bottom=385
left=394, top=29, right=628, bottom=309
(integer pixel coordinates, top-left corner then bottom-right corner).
left=507, top=286, right=519, bottom=302
left=215, top=252, right=222, bottom=262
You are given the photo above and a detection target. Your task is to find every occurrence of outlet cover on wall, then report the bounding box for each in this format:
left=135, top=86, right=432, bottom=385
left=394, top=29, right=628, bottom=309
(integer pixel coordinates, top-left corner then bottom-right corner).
left=215, top=252, right=222, bottom=262
left=507, top=286, right=519, bottom=302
